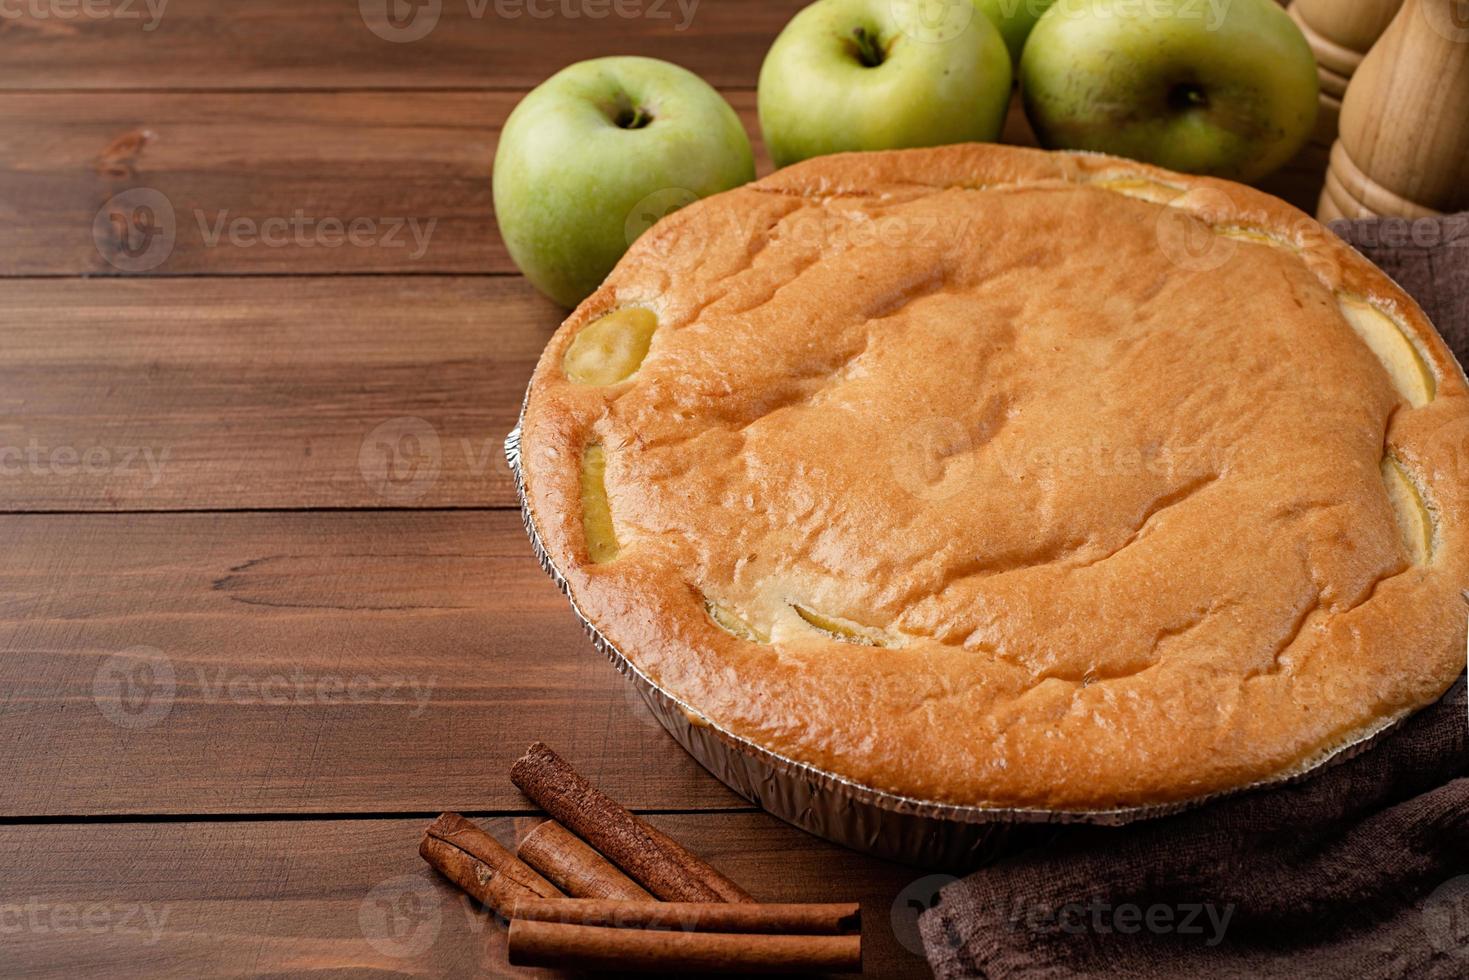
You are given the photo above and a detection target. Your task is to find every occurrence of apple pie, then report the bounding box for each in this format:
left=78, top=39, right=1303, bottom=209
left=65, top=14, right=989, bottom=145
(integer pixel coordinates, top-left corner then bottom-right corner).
left=514, top=144, right=1469, bottom=811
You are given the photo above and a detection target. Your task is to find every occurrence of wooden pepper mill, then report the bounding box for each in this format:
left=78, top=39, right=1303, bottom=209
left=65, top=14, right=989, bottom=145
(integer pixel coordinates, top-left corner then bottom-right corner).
left=1288, top=0, right=1404, bottom=142
left=1319, top=0, right=1469, bottom=220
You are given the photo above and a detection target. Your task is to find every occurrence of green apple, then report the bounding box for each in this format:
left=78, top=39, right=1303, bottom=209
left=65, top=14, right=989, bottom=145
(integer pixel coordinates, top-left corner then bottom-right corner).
left=758, top=0, right=1012, bottom=168
left=1019, top=0, right=1317, bottom=182
left=973, top=0, right=1057, bottom=66
left=494, top=56, right=754, bottom=308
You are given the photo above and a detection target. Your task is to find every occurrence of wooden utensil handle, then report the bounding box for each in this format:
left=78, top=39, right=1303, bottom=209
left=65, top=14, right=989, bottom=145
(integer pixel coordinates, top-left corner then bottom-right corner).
left=1324, top=0, right=1469, bottom=218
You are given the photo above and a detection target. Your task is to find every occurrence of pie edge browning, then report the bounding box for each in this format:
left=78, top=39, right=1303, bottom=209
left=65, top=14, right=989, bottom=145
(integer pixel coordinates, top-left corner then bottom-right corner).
left=515, top=143, right=1469, bottom=813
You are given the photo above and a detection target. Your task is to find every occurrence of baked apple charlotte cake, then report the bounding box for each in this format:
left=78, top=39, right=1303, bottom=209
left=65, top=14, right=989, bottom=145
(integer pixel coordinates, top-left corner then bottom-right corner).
left=515, top=144, right=1469, bottom=812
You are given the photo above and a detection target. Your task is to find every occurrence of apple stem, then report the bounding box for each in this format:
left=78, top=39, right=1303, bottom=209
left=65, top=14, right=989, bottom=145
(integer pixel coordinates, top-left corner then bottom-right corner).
left=1167, top=83, right=1209, bottom=112
left=614, top=104, right=653, bottom=129
left=851, top=27, right=885, bottom=68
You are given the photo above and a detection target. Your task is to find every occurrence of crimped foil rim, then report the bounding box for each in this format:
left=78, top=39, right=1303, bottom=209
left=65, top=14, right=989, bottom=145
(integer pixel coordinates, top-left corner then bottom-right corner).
left=505, top=394, right=1428, bottom=829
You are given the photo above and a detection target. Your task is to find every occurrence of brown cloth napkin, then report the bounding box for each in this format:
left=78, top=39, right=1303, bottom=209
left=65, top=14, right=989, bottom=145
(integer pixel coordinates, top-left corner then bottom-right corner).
left=920, top=214, right=1469, bottom=980
left=1331, top=214, right=1469, bottom=351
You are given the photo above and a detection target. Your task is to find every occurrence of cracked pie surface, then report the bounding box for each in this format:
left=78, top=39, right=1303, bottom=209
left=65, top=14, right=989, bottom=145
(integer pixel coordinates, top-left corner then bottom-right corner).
left=516, top=144, right=1469, bottom=811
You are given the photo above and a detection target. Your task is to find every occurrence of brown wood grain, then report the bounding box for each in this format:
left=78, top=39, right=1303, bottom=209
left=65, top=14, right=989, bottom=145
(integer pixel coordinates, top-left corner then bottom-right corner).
left=0, top=0, right=803, bottom=91
left=0, top=276, right=556, bottom=510
left=0, top=89, right=1327, bottom=278
left=0, top=89, right=764, bottom=276
left=0, top=5, right=1345, bottom=977
left=0, top=814, right=934, bottom=978
left=0, top=509, right=744, bottom=816
left=1, top=91, right=529, bottom=276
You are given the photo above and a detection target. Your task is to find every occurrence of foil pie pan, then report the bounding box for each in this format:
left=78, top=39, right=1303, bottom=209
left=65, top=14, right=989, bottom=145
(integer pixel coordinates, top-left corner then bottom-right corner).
left=506, top=416, right=1433, bottom=869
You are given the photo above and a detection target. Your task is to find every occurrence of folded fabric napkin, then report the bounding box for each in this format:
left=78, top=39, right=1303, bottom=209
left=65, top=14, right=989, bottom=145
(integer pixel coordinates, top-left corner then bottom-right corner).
left=920, top=214, right=1469, bottom=980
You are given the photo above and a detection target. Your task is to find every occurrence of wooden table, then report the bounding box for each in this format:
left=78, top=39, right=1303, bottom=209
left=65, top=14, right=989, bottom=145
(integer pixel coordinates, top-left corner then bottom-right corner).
left=0, top=3, right=1328, bottom=975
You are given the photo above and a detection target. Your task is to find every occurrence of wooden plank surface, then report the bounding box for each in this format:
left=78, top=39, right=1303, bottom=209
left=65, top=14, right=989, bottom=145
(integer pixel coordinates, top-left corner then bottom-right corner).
left=0, top=90, right=1326, bottom=278
left=0, top=510, right=744, bottom=815
left=0, top=88, right=760, bottom=275
left=1, top=91, right=536, bottom=276
left=0, top=814, right=935, bottom=978
left=0, top=0, right=803, bottom=91
left=0, top=4, right=1339, bottom=974
left=0, top=277, right=556, bottom=511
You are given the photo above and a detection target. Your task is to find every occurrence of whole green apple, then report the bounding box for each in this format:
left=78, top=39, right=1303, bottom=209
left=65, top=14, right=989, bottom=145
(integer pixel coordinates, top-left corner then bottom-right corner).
left=973, top=0, right=1057, bottom=66
left=758, top=0, right=1012, bottom=168
left=494, top=57, right=754, bottom=308
left=1020, top=0, right=1317, bottom=182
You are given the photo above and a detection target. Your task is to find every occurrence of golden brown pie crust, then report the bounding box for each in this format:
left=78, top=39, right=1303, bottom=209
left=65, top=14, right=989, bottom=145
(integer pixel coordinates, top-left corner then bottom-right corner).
left=517, top=144, right=1469, bottom=811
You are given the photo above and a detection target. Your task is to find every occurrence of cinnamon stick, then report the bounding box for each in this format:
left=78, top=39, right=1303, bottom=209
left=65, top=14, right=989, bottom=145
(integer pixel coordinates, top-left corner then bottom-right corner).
left=517, top=819, right=654, bottom=901
left=510, top=742, right=750, bottom=903
left=642, top=822, right=755, bottom=903
left=507, top=920, right=862, bottom=974
left=512, top=898, right=861, bottom=935
left=418, top=812, right=563, bottom=917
